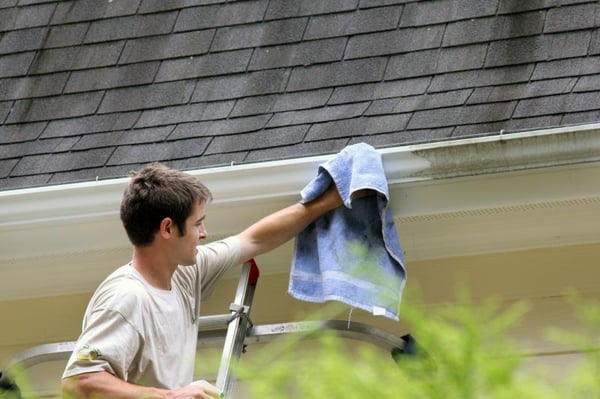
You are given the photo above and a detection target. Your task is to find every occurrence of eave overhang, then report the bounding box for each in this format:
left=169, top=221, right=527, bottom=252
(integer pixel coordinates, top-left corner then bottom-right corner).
left=2, top=123, right=600, bottom=300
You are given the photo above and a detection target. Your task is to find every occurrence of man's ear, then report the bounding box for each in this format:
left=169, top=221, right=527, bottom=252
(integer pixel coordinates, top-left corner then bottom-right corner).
left=159, top=217, right=173, bottom=238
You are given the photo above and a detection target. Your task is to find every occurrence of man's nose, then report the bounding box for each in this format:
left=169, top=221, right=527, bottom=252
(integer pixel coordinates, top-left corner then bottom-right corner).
left=199, top=225, right=208, bottom=240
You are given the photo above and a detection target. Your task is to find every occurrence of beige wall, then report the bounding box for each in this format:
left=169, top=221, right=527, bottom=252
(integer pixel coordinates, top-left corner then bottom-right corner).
left=2, top=242, right=599, bottom=396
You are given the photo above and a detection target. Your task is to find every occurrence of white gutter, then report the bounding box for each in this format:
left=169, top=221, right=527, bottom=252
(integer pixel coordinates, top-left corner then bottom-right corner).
left=1, top=122, right=600, bottom=230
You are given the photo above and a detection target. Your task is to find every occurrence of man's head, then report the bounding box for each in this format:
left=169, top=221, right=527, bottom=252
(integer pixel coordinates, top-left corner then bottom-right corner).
left=120, top=163, right=212, bottom=246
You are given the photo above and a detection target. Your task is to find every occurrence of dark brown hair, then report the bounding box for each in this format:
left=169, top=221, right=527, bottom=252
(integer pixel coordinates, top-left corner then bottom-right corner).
left=120, top=163, right=212, bottom=246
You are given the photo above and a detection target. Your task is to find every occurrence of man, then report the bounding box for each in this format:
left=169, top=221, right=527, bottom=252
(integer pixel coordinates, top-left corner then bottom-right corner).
left=61, top=162, right=342, bottom=398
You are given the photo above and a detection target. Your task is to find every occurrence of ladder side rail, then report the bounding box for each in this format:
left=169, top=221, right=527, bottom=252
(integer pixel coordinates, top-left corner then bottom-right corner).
left=215, top=260, right=259, bottom=397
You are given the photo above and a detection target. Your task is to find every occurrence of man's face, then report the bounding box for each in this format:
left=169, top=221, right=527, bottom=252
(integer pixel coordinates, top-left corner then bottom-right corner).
left=175, top=201, right=208, bottom=266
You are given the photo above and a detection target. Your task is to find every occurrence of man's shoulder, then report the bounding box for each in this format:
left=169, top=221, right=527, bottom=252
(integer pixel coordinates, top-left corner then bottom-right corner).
left=90, top=265, right=150, bottom=315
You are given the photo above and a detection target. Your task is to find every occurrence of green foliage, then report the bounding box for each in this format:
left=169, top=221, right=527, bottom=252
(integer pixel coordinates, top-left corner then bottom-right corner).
left=235, top=289, right=600, bottom=399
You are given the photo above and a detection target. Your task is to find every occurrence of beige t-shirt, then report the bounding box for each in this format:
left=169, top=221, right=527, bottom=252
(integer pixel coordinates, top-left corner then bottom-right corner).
left=62, top=236, right=242, bottom=388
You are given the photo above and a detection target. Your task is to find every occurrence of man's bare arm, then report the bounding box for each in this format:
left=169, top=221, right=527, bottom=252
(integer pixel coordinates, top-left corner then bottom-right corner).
left=62, top=371, right=221, bottom=399
left=236, top=185, right=342, bottom=262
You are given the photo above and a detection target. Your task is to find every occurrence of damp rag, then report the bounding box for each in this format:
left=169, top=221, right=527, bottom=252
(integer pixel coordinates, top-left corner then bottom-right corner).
left=288, top=143, right=406, bottom=321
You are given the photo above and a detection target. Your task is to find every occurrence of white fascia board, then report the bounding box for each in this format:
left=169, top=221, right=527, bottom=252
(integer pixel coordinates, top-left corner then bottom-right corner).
left=1, top=123, right=600, bottom=251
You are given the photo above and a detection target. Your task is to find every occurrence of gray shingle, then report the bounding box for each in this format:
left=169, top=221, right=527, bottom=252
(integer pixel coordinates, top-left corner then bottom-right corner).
left=139, top=0, right=226, bottom=14
left=169, top=115, right=272, bottom=140
left=107, top=137, right=211, bottom=165
left=408, top=102, right=518, bottom=129
left=211, top=18, right=308, bottom=51
left=0, top=136, right=77, bottom=159
left=468, top=78, right=576, bottom=104
left=349, top=127, right=454, bottom=146
left=385, top=49, right=438, bottom=80
left=205, top=125, right=308, bottom=155
left=0, top=101, right=11, bottom=122
left=544, top=3, right=597, bottom=33
left=99, top=81, right=196, bottom=113
left=0, top=121, right=46, bottom=144
left=366, top=89, right=472, bottom=116
left=305, top=7, right=400, bottom=40
left=11, top=2, right=55, bottom=30
left=136, top=101, right=235, bottom=128
left=171, top=152, right=249, bottom=171
left=265, top=0, right=358, bottom=19
left=48, top=164, right=136, bottom=185
left=514, top=92, right=600, bottom=117
left=174, top=1, right=268, bottom=31
left=248, top=38, right=346, bottom=71
left=443, top=12, right=545, bottom=47
left=345, top=25, right=444, bottom=59
left=438, top=44, right=488, bottom=73
left=12, top=147, right=114, bottom=176
left=155, top=50, right=252, bottom=82
left=287, top=58, right=386, bottom=91
left=0, top=27, right=48, bottom=54
left=45, top=23, right=89, bottom=48
left=429, top=65, right=535, bottom=92
left=119, top=30, right=215, bottom=64
left=400, top=0, right=497, bottom=27
left=7, top=92, right=104, bottom=123
left=0, top=159, right=18, bottom=178
left=230, top=89, right=332, bottom=117
left=245, top=138, right=348, bottom=163
left=191, top=69, right=290, bottom=102
left=84, top=12, right=178, bottom=44
left=562, top=109, right=600, bottom=125
left=64, top=62, right=160, bottom=93
left=0, top=174, right=50, bottom=190
left=0, top=1, right=17, bottom=10
left=42, top=112, right=140, bottom=138
left=574, top=74, right=600, bottom=92
left=329, top=78, right=431, bottom=104
left=0, top=73, right=69, bottom=101
left=531, top=56, right=600, bottom=80
left=0, top=8, right=17, bottom=32
left=52, top=0, right=141, bottom=24
left=267, top=102, right=370, bottom=128
left=590, top=29, right=600, bottom=55
left=0, top=52, right=35, bottom=78
left=358, top=0, right=412, bottom=8
left=498, top=0, right=593, bottom=14
left=385, top=44, right=487, bottom=80
left=451, top=115, right=562, bottom=137
left=28, top=41, right=125, bottom=74
left=72, top=126, right=174, bottom=150
left=305, top=114, right=411, bottom=140
left=485, top=31, right=591, bottom=67
left=16, top=0, right=58, bottom=4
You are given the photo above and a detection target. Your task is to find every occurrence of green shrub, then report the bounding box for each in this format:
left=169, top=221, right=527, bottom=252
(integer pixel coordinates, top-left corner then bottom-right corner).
left=235, top=289, right=599, bottom=399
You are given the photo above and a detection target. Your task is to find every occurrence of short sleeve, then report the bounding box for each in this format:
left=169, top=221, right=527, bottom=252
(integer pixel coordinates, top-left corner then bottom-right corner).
left=62, top=308, right=141, bottom=381
left=196, top=236, right=242, bottom=297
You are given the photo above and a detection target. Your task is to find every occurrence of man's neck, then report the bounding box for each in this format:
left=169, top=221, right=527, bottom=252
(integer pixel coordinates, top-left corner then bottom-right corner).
left=131, top=247, right=176, bottom=290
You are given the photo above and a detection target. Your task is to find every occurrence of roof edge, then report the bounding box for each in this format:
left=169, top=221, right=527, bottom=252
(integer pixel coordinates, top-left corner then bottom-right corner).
left=1, top=122, right=600, bottom=229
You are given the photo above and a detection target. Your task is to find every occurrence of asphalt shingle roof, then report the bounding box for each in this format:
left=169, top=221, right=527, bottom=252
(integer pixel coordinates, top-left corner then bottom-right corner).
left=1, top=0, right=599, bottom=190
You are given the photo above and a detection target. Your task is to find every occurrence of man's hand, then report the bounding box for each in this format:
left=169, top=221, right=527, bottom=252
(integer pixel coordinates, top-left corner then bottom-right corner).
left=168, top=380, right=222, bottom=398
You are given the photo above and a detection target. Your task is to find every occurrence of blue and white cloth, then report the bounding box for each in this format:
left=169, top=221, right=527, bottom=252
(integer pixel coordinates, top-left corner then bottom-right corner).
left=288, top=143, right=406, bottom=320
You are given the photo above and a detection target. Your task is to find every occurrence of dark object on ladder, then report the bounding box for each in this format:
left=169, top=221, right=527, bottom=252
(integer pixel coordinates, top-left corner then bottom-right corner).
left=0, top=370, right=21, bottom=399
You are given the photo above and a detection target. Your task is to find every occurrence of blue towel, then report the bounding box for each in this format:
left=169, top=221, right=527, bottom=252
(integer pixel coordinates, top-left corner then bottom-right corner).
left=288, top=143, right=406, bottom=321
